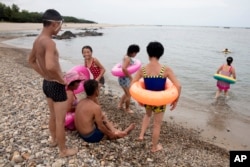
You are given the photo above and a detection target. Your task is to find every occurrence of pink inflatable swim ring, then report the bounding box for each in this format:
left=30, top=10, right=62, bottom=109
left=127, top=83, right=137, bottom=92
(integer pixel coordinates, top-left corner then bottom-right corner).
left=68, top=65, right=90, bottom=94
left=111, top=59, right=142, bottom=77
left=65, top=112, right=75, bottom=130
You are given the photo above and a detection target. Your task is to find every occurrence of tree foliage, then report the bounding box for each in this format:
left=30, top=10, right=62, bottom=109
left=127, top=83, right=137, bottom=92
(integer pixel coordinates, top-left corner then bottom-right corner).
left=0, top=2, right=96, bottom=23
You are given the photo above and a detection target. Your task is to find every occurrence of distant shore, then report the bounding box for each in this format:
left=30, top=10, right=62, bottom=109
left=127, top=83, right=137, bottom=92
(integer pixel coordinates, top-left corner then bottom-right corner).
left=0, top=22, right=136, bottom=32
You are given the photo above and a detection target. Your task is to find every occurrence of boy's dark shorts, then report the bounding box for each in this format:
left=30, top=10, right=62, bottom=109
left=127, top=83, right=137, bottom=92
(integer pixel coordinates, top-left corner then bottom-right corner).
left=42, top=80, right=67, bottom=102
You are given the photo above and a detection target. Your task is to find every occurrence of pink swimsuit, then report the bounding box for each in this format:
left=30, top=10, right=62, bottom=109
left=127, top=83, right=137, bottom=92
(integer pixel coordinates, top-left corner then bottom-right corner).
left=217, top=65, right=233, bottom=90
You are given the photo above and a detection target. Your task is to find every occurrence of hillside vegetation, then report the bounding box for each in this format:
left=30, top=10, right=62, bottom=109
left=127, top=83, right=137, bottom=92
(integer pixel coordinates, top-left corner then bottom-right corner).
left=0, top=2, right=96, bottom=23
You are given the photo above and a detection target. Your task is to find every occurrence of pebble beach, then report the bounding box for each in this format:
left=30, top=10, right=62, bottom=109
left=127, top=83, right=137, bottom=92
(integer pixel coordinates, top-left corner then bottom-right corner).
left=0, top=23, right=230, bottom=166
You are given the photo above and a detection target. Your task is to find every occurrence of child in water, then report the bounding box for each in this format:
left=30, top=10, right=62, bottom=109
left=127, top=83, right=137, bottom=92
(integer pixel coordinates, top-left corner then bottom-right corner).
left=222, top=48, right=231, bottom=54
left=131, top=41, right=181, bottom=153
left=215, top=56, right=236, bottom=98
left=82, top=45, right=106, bottom=86
left=118, top=44, right=140, bottom=113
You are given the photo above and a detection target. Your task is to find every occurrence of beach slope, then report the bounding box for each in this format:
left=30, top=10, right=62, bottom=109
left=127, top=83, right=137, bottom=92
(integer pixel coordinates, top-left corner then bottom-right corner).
left=0, top=46, right=230, bottom=166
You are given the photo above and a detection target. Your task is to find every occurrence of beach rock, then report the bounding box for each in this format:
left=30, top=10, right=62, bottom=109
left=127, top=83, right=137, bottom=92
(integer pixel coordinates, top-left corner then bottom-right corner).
left=75, top=30, right=103, bottom=37
left=26, top=34, right=38, bottom=37
left=11, top=151, right=23, bottom=163
left=52, top=159, right=64, bottom=167
left=54, top=29, right=103, bottom=40
left=21, top=152, right=31, bottom=160
left=56, top=31, right=76, bottom=39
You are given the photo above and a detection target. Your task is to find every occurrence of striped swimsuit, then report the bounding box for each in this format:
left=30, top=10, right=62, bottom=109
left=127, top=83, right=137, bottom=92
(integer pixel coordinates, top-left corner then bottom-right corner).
left=142, top=66, right=167, bottom=113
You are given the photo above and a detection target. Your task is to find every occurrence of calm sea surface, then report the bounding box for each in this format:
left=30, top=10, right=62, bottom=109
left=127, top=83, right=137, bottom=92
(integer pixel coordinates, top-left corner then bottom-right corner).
left=3, top=26, right=250, bottom=118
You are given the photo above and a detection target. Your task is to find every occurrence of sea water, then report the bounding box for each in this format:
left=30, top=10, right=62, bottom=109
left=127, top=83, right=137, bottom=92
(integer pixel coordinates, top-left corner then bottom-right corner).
left=3, top=25, right=250, bottom=119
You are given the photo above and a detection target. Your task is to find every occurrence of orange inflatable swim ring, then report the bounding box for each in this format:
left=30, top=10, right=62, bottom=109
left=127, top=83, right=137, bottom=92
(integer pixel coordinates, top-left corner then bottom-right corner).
left=130, top=79, right=178, bottom=106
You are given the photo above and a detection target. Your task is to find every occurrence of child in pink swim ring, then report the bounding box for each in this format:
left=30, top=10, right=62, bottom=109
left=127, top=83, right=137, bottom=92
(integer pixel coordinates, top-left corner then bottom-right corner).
left=64, top=71, right=85, bottom=130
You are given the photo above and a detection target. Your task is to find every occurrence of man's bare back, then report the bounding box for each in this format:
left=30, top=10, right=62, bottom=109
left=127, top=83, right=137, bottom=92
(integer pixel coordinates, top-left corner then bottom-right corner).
left=75, top=98, right=99, bottom=135
left=75, top=79, right=135, bottom=143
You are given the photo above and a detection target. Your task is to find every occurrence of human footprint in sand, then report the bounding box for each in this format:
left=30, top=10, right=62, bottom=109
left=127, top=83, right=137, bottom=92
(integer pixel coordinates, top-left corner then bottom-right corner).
left=75, top=79, right=135, bottom=143
left=28, top=9, right=77, bottom=157
left=131, top=41, right=181, bottom=153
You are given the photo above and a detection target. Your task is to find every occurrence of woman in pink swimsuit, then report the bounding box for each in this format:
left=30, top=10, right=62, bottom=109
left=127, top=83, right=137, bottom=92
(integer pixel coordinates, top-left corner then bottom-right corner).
left=82, top=45, right=106, bottom=85
left=215, top=56, right=236, bottom=98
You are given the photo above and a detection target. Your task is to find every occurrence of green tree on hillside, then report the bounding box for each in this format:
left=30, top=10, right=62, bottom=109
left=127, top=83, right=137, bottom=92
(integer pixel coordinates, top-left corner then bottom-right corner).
left=0, top=2, right=96, bottom=23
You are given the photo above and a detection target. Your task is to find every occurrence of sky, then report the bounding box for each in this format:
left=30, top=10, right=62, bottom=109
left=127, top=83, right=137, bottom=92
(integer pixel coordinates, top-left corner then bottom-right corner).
left=1, top=0, right=250, bottom=27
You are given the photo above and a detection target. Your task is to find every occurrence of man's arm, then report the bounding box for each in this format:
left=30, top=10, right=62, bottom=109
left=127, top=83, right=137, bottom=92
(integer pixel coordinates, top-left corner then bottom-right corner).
left=94, top=106, right=116, bottom=139
left=28, top=47, right=46, bottom=77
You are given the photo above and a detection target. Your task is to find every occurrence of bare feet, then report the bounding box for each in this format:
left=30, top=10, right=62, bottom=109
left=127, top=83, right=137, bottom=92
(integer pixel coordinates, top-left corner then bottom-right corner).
left=59, top=148, right=78, bottom=158
left=124, top=123, right=136, bottom=135
left=125, top=109, right=134, bottom=114
left=117, top=104, right=123, bottom=110
left=151, top=143, right=163, bottom=153
left=115, top=131, right=127, bottom=138
left=49, top=139, right=57, bottom=147
left=137, top=136, right=144, bottom=141
left=114, top=123, right=135, bottom=138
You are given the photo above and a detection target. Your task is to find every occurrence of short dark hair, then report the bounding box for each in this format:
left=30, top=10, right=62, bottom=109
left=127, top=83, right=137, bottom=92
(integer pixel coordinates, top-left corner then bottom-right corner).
left=84, top=79, right=99, bottom=96
left=68, top=80, right=81, bottom=88
left=42, top=9, right=62, bottom=26
left=127, top=44, right=140, bottom=56
left=146, top=41, right=164, bottom=59
left=227, top=56, right=233, bottom=66
left=82, top=45, right=93, bottom=53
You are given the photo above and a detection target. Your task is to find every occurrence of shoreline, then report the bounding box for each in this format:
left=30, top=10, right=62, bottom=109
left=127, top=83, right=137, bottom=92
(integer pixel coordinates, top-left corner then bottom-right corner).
left=0, top=23, right=249, bottom=165
left=1, top=23, right=250, bottom=151
left=0, top=46, right=229, bottom=166
left=0, top=22, right=138, bottom=32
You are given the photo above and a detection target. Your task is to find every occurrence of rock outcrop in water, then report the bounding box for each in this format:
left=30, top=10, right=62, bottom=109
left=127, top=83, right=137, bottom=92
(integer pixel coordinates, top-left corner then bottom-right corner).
left=75, top=30, right=103, bottom=37
left=26, top=29, right=103, bottom=39
left=55, top=31, right=76, bottom=39
left=56, top=30, right=103, bottom=39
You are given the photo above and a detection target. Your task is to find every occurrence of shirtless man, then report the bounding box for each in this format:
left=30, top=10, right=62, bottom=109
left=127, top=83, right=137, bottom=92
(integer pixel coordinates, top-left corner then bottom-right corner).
left=28, top=9, right=77, bottom=157
left=75, top=79, right=135, bottom=143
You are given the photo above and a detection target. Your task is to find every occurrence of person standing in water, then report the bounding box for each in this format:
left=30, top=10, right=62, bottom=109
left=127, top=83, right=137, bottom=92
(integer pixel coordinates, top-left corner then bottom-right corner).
left=222, top=48, right=231, bottom=55
left=215, top=56, right=236, bottom=98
